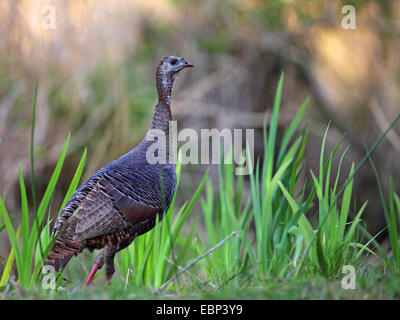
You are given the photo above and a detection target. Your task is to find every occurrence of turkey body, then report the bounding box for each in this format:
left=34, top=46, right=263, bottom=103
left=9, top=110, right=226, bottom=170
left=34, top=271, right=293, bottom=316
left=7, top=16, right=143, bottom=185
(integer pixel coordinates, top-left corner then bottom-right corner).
left=46, top=56, right=193, bottom=285
left=49, top=150, right=176, bottom=272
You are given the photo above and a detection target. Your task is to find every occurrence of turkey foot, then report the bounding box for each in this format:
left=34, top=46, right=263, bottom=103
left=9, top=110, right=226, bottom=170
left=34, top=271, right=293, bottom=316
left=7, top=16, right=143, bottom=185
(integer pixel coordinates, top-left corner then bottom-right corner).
left=85, top=252, right=104, bottom=286
left=85, top=262, right=102, bottom=286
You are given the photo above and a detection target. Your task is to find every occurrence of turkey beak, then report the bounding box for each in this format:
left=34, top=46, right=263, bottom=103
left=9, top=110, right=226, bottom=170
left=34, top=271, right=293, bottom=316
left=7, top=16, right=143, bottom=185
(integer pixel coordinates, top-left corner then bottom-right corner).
left=181, top=59, right=194, bottom=69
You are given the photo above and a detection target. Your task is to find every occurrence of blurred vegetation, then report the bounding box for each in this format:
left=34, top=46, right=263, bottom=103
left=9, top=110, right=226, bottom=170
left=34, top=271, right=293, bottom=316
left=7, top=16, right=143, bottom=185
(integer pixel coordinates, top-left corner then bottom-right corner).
left=0, top=0, right=399, bottom=261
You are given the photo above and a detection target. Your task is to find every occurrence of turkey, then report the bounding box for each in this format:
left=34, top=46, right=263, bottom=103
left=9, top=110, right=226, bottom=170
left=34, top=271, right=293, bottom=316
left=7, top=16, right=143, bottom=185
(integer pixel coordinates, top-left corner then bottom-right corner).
left=46, top=56, right=194, bottom=285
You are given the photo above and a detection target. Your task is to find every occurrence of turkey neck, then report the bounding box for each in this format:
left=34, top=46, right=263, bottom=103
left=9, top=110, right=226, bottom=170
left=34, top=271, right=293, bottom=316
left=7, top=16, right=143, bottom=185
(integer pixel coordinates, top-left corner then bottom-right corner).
left=143, top=64, right=177, bottom=162
left=151, top=64, right=176, bottom=132
left=150, top=103, right=171, bottom=133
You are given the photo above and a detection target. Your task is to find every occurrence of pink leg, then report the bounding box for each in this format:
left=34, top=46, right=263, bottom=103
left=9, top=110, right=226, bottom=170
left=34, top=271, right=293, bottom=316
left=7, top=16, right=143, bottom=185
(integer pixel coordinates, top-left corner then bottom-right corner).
left=85, top=262, right=102, bottom=286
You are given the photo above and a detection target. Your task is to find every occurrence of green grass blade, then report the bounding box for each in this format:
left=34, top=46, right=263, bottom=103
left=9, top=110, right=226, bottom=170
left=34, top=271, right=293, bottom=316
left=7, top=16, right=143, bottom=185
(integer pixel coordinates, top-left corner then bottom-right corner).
left=27, top=134, right=71, bottom=277
left=278, top=181, right=314, bottom=246
left=0, top=227, right=20, bottom=289
left=0, top=197, right=22, bottom=282
left=30, top=134, right=70, bottom=244
left=30, top=83, right=38, bottom=215
left=58, top=148, right=87, bottom=216
left=19, top=169, right=29, bottom=253
left=337, top=164, right=355, bottom=242
left=266, top=72, right=284, bottom=184
left=316, top=229, right=328, bottom=276
left=277, top=97, right=309, bottom=165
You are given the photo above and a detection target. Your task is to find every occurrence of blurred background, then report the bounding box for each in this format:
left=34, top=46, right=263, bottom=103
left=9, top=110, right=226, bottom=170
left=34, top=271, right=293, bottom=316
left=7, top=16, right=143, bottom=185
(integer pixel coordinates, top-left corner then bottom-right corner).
left=0, top=0, right=399, bottom=257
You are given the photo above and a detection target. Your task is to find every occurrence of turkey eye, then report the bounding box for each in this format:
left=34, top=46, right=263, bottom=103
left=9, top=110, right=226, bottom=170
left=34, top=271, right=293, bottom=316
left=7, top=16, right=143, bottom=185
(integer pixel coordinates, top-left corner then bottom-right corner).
left=170, top=59, right=177, bottom=65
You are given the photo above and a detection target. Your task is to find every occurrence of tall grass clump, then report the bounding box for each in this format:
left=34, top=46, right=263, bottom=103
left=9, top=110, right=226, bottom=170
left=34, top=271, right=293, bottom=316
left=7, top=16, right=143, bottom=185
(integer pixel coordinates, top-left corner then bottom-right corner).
left=369, top=157, right=400, bottom=273
left=282, top=126, right=369, bottom=276
left=0, top=85, right=88, bottom=290
left=199, top=73, right=313, bottom=281
left=199, top=73, right=377, bottom=283
left=200, top=155, right=253, bottom=285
